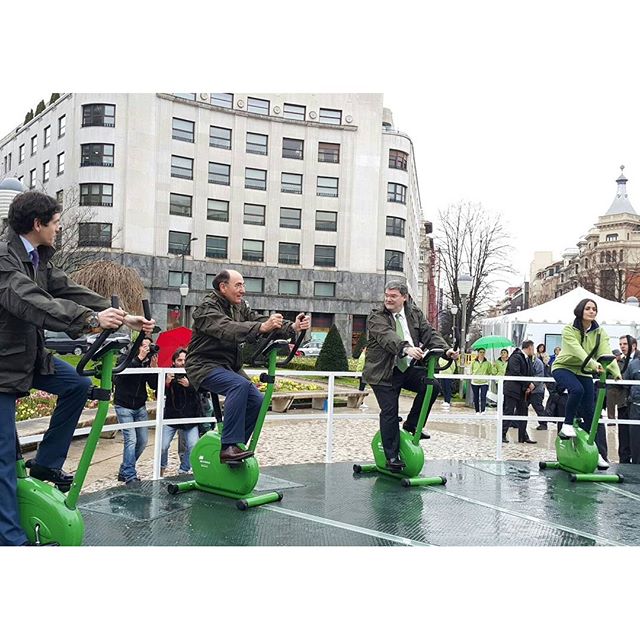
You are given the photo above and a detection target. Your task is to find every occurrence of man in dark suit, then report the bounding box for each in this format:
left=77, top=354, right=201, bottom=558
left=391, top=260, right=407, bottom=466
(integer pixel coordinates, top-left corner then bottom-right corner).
left=363, top=280, right=458, bottom=471
left=501, top=340, right=536, bottom=444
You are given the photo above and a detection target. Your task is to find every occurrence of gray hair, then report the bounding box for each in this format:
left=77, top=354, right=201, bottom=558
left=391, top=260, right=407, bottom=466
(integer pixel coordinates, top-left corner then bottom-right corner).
left=385, top=280, right=408, bottom=296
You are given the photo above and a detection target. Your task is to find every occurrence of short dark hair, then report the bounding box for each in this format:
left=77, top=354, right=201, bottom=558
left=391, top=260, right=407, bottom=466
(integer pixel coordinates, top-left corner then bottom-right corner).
left=212, top=270, right=230, bottom=291
left=8, top=190, right=61, bottom=234
left=522, top=340, right=534, bottom=349
left=385, top=280, right=408, bottom=296
left=536, top=343, right=546, bottom=353
left=500, top=348, right=509, bottom=355
left=172, top=348, right=187, bottom=363
left=621, top=335, right=638, bottom=350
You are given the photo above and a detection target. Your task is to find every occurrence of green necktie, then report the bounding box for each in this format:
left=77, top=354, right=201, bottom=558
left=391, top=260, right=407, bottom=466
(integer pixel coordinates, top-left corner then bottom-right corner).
left=395, top=313, right=409, bottom=372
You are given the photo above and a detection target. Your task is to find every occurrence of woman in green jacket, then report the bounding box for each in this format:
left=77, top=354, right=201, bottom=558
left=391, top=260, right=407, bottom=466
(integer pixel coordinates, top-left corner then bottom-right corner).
left=492, top=348, right=509, bottom=376
left=471, top=348, right=493, bottom=414
left=551, top=298, right=621, bottom=469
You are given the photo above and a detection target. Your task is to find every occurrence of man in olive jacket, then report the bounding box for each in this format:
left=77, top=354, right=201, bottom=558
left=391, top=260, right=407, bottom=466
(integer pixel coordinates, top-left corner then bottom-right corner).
left=0, top=190, right=154, bottom=546
left=363, top=280, right=458, bottom=471
left=186, top=269, right=309, bottom=464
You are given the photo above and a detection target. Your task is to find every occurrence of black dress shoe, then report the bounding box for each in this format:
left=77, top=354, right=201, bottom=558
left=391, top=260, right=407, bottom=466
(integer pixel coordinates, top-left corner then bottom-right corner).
left=386, top=456, right=406, bottom=472
left=28, top=463, right=74, bottom=489
left=220, top=445, right=255, bottom=464
left=403, top=427, right=430, bottom=440
left=522, top=438, right=537, bottom=444
left=502, top=436, right=509, bottom=444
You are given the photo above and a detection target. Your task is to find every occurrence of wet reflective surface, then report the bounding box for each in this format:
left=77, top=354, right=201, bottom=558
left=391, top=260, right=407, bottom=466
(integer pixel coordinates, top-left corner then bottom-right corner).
left=79, top=462, right=640, bottom=546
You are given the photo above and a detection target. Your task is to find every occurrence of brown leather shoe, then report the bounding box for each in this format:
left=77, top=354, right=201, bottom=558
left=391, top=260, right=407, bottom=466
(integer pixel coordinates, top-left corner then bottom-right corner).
left=219, top=445, right=254, bottom=464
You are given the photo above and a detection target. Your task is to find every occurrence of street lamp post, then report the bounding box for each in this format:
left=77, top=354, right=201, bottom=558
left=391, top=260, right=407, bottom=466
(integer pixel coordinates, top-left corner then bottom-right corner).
left=179, top=236, right=198, bottom=327
left=450, top=304, right=459, bottom=346
left=457, top=273, right=472, bottom=353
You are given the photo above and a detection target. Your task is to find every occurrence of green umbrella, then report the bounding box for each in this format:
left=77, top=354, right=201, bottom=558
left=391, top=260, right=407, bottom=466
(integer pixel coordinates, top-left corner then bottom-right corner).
left=471, top=335, right=514, bottom=350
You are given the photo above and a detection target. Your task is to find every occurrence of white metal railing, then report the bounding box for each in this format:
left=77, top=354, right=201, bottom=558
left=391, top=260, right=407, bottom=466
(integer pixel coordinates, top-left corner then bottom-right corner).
left=18, top=368, right=640, bottom=480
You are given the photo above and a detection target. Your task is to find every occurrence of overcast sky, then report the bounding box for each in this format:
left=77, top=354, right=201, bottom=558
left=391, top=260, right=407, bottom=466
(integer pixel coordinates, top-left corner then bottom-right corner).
left=2, top=1, right=639, bottom=299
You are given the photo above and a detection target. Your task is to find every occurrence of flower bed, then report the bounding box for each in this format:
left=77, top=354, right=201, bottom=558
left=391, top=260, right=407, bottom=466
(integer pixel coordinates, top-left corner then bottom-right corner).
left=16, top=391, right=99, bottom=422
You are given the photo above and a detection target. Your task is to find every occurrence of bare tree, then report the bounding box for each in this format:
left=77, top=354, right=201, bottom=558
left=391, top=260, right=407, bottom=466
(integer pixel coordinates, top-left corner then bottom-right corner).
left=436, top=201, right=515, bottom=334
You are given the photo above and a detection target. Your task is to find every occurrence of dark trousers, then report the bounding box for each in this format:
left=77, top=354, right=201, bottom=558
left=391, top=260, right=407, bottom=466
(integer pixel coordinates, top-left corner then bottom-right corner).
left=502, top=395, right=528, bottom=440
left=0, top=357, right=91, bottom=546
left=528, top=392, right=548, bottom=428
left=625, top=403, right=640, bottom=464
left=471, top=384, right=488, bottom=412
left=618, top=405, right=631, bottom=463
left=552, top=369, right=607, bottom=459
left=441, top=378, right=453, bottom=403
left=199, top=368, right=263, bottom=446
left=370, top=366, right=440, bottom=460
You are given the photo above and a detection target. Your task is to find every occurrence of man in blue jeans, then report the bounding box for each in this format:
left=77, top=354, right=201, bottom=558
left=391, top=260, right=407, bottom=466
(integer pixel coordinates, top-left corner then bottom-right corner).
left=185, top=269, right=309, bottom=464
left=113, top=337, right=158, bottom=485
left=0, top=190, right=154, bottom=546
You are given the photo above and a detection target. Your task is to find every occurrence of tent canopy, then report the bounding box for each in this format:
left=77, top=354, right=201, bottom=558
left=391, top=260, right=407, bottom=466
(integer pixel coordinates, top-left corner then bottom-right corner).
left=489, top=287, right=640, bottom=325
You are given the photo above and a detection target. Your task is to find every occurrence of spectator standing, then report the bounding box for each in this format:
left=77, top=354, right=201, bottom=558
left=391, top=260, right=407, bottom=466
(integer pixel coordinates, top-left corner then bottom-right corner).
left=529, top=353, right=549, bottom=430
left=618, top=336, right=640, bottom=463
left=501, top=340, right=536, bottom=444
left=471, top=348, right=492, bottom=414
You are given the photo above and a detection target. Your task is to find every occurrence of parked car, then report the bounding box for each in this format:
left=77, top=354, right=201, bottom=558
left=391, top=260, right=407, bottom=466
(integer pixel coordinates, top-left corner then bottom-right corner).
left=296, top=340, right=325, bottom=357
left=44, top=331, right=89, bottom=356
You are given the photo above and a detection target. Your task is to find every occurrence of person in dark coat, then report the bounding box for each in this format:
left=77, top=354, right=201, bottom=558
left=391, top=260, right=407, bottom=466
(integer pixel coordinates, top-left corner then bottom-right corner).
left=501, top=340, right=536, bottom=444
left=363, top=280, right=458, bottom=471
left=0, top=190, right=155, bottom=546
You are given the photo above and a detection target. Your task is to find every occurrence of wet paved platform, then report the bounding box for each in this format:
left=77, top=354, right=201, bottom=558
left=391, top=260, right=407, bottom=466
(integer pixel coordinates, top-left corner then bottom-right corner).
left=79, top=460, right=640, bottom=546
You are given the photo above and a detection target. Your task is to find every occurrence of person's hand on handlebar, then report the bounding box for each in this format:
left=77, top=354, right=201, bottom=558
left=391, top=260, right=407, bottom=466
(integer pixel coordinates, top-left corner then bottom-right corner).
left=97, top=307, right=127, bottom=330
left=446, top=348, right=460, bottom=360
left=293, top=313, right=310, bottom=332
left=260, top=313, right=284, bottom=333
left=405, top=345, right=425, bottom=360
left=122, top=313, right=155, bottom=335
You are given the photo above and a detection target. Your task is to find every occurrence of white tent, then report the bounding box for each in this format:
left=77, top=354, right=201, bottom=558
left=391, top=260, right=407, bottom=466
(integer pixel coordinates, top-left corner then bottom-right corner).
left=481, top=287, right=640, bottom=352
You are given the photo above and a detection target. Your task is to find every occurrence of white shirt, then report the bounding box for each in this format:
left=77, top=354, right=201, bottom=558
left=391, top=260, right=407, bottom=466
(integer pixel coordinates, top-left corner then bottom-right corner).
left=395, top=310, right=415, bottom=364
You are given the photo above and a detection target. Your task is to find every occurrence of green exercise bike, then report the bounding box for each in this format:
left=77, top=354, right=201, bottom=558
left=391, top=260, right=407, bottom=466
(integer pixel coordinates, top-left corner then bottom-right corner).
left=16, top=297, right=149, bottom=545
left=539, top=348, right=624, bottom=483
left=353, top=348, right=449, bottom=488
left=167, top=328, right=306, bottom=510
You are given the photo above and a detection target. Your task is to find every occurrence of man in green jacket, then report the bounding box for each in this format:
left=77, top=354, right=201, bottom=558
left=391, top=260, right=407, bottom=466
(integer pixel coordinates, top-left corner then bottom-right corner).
left=0, top=190, right=155, bottom=546
left=186, top=269, right=309, bottom=464
left=363, top=281, right=458, bottom=471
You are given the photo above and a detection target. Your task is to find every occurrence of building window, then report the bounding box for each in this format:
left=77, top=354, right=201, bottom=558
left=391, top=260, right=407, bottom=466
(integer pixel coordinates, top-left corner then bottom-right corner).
left=317, top=176, right=338, bottom=197
left=387, top=182, right=406, bottom=204
left=31, top=135, right=37, bottom=156
left=283, top=103, right=306, bottom=121
left=42, top=161, right=49, bottom=183
left=244, top=277, right=264, bottom=293
left=206, top=235, right=228, bottom=259
left=246, top=132, right=268, bottom=155
left=44, top=126, right=51, bottom=148
left=58, top=114, right=66, bottom=137
left=169, top=271, right=191, bottom=287
left=280, top=207, right=301, bottom=229
left=168, top=230, right=192, bottom=255
left=389, top=149, right=408, bottom=170
left=174, top=93, right=196, bottom=101
left=319, top=108, right=342, bottom=125
left=244, top=203, right=266, bottom=226
left=314, top=245, right=336, bottom=267
left=211, top=93, right=233, bottom=109
left=386, top=216, right=405, bottom=237
left=56, top=189, right=64, bottom=205
left=316, top=210, right=337, bottom=231
left=210, top=126, right=232, bottom=149
left=247, top=97, right=270, bottom=115
left=19, top=144, right=24, bottom=164
left=57, top=152, right=65, bottom=175
left=29, top=168, right=36, bottom=189
left=82, top=104, right=115, bottom=127
left=208, top=162, right=231, bottom=185
left=385, top=249, right=404, bottom=272
left=245, top=168, right=267, bottom=190
left=172, top=118, right=195, bottom=143
left=279, top=279, right=300, bottom=295
left=318, top=142, right=340, bottom=163
left=80, top=143, right=115, bottom=167
left=279, top=242, right=300, bottom=264
left=169, top=193, right=192, bottom=217
left=207, top=199, right=229, bottom=222
left=78, top=222, right=112, bottom=247
left=606, top=233, right=618, bottom=242
left=80, top=183, right=113, bottom=207
left=314, top=282, right=335, bottom=298
left=171, top=155, right=193, bottom=180
left=243, top=239, right=264, bottom=262
left=281, top=172, right=302, bottom=194
left=282, top=138, right=304, bottom=160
